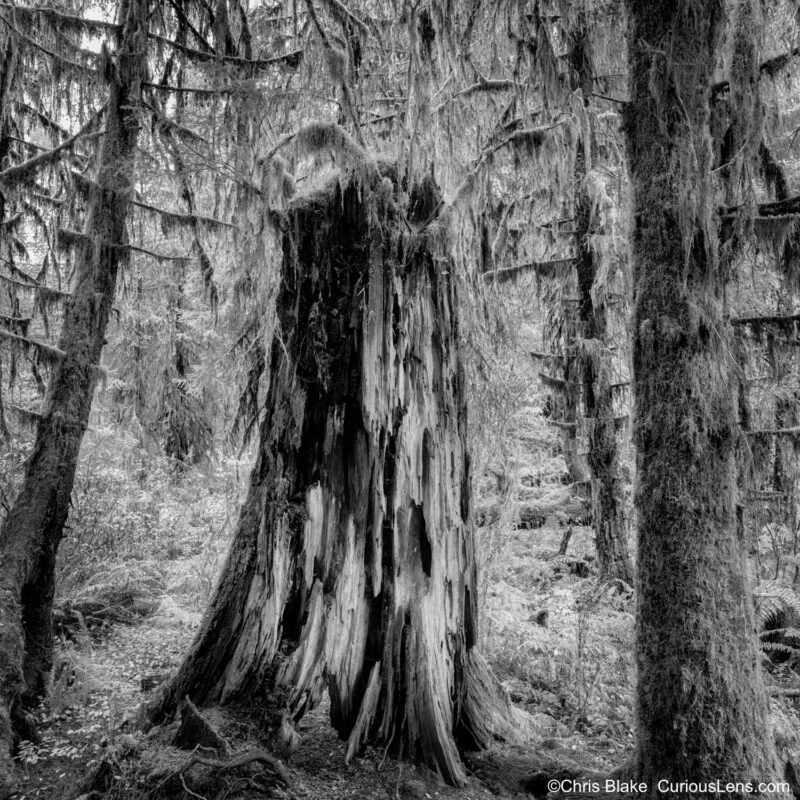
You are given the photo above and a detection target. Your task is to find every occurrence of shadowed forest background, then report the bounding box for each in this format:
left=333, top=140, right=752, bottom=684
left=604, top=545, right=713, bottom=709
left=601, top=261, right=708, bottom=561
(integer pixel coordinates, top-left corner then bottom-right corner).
left=3, top=0, right=800, bottom=798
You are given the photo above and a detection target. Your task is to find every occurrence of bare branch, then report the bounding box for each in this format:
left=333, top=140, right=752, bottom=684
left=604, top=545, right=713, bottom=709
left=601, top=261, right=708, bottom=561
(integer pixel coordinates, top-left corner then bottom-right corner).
left=730, top=313, right=800, bottom=328
left=713, top=47, right=800, bottom=97
left=131, top=199, right=236, bottom=230
left=434, top=79, right=518, bottom=114
left=747, top=427, right=800, bottom=437
left=121, top=243, right=192, bottom=263
left=483, top=258, right=575, bottom=283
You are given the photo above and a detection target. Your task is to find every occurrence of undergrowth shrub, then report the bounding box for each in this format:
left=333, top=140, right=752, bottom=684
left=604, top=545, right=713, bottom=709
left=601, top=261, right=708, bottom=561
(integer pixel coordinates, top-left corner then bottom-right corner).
left=50, top=641, right=94, bottom=716
left=58, top=427, right=169, bottom=594
left=56, top=423, right=248, bottom=620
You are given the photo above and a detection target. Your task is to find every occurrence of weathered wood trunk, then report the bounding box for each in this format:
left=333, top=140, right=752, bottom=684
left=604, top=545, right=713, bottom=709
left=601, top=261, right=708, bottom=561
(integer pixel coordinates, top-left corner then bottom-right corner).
left=627, top=0, right=781, bottom=792
left=149, top=174, right=526, bottom=785
left=0, top=0, right=147, bottom=764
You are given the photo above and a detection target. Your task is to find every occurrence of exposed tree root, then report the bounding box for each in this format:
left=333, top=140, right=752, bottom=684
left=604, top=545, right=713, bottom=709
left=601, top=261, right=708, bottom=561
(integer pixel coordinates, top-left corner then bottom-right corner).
left=151, top=750, right=297, bottom=800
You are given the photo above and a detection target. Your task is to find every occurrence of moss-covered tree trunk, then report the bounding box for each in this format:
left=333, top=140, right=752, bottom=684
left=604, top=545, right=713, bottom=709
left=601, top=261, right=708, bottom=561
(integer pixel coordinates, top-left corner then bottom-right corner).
left=0, top=0, right=147, bottom=767
left=0, top=13, right=16, bottom=449
left=149, top=175, right=527, bottom=785
left=627, top=1, right=781, bottom=791
left=574, top=150, right=633, bottom=586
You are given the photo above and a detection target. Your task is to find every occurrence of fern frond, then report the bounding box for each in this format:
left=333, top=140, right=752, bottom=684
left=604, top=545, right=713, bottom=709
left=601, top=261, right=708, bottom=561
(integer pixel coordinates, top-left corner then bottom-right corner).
left=755, top=581, right=800, bottom=627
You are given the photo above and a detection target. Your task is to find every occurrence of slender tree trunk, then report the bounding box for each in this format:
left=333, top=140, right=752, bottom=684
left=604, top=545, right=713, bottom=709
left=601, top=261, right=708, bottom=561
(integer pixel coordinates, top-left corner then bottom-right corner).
left=0, top=0, right=147, bottom=764
left=627, top=1, right=781, bottom=792
left=574, top=150, right=634, bottom=586
left=0, top=12, right=19, bottom=789
left=148, top=173, right=529, bottom=785
left=0, top=16, right=16, bottom=453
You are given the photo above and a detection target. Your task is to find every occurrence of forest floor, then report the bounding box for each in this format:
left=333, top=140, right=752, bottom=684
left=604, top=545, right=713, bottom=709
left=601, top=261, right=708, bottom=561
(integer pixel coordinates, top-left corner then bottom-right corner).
left=9, top=412, right=800, bottom=799
left=2, top=400, right=648, bottom=800
left=6, top=507, right=636, bottom=800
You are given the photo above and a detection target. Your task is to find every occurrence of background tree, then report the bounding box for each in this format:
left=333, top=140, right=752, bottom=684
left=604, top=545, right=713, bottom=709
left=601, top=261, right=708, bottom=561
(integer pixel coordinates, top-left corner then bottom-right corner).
left=0, top=0, right=150, bottom=767
left=626, top=0, right=782, bottom=787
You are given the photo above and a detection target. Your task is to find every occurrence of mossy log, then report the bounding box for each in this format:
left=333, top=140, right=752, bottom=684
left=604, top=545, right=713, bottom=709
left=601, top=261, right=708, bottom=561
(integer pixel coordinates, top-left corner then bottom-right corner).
left=147, top=172, right=528, bottom=784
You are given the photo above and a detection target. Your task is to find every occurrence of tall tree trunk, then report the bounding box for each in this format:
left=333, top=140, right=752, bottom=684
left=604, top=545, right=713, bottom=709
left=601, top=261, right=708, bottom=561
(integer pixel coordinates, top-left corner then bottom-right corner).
left=574, top=148, right=633, bottom=586
left=0, top=0, right=147, bottom=765
left=565, top=15, right=633, bottom=585
left=626, top=1, right=781, bottom=791
left=0, top=13, right=19, bottom=788
left=147, top=173, right=529, bottom=785
left=0, top=12, right=17, bottom=453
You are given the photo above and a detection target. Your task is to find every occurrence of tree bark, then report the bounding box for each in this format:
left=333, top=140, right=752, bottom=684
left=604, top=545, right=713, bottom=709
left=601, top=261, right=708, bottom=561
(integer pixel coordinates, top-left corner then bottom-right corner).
left=626, top=1, right=781, bottom=793
left=147, top=174, right=528, bottom=785
left=0, top=0, right=147, bottom=765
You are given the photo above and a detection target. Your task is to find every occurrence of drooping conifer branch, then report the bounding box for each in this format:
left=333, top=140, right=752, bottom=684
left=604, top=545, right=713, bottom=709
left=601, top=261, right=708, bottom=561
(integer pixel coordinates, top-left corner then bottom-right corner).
left=0, top=329, right=65, bottom=364
left=119, top=243, right=191, bottom=264
left=0, top=4, right=119, bottom=34
left=131, top=198, right=235, bottom=230
left=164, top=0, right=214, bottom=53
left=0, top=273, right=39, bottom=292
left=0, top=121, right=105, bottom=187
left=0, top=313, right=30, bottom=336
left=147, top=31, right=303, bottom=70
left=450, top=120, right=565, bottom=206
left=144, top=101, right=208, bottom=145
left=15, top=103, right=73, bottom=139
left=0, top=13, right=98, bottom=74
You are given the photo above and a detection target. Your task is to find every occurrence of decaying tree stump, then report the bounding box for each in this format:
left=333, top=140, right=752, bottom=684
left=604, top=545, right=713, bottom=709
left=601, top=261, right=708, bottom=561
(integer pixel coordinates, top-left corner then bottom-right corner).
left=146, top=169, right=528, bottom=784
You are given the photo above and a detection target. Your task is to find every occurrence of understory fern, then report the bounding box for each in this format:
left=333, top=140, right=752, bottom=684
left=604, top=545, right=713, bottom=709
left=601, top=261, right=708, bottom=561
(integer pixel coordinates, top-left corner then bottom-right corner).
left=755, top=580, right=800, bottom=662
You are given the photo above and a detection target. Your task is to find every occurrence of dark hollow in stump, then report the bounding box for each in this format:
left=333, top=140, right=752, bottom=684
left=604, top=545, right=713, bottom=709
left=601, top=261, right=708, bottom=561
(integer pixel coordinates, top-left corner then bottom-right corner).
left=147, top=170, right=528, bottom=785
